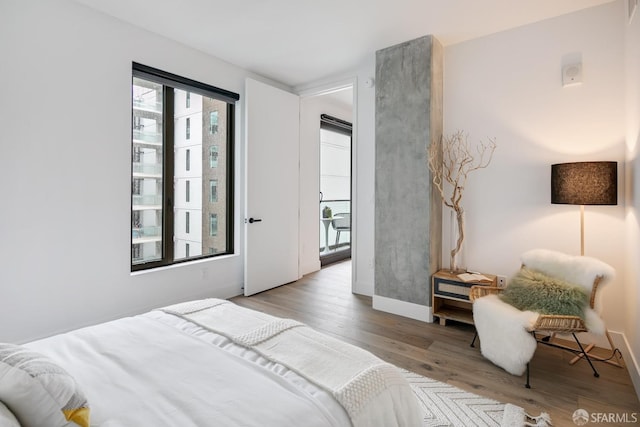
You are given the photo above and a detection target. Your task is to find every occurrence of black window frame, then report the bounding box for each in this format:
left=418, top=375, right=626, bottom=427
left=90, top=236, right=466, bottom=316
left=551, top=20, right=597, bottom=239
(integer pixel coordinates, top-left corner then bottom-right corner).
left=131, top=62, right=238, bottom=271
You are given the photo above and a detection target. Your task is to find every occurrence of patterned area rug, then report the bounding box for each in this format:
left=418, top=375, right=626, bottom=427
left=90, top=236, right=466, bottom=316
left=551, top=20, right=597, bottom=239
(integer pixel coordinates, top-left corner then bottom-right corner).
left=401, top=370, right=551, bottom=427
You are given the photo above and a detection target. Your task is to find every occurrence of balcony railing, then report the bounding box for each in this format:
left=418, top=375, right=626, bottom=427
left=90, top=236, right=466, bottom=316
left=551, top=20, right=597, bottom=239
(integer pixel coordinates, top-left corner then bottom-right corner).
left=133, top=99, right=162, bottom=113
left=132, top=253, right=162, bottom=264
left=133, top=129, right=161, bottom=144
left=133, top=162, right=162, bottom=175
left=319, top=199, right=351, bottom=259
left=132, top=194, right=162, bottom=206
left=320, top=199, right=350, bottom=219
left=132, top=226, right=162, bottom=239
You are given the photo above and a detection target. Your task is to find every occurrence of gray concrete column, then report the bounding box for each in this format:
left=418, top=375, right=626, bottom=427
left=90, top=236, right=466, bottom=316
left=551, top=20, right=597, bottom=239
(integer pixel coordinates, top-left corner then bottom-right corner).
left=374, top=35, right=443, bottom=306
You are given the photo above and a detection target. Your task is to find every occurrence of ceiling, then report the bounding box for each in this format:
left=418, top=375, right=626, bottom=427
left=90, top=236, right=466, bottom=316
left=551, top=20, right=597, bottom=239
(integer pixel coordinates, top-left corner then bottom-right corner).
left=73, top=0, right=615, bottom=88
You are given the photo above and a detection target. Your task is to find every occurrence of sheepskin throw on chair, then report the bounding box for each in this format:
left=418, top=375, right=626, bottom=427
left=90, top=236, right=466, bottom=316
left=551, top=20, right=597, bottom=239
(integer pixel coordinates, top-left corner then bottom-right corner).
left=472, top=249, right=614, bottom=376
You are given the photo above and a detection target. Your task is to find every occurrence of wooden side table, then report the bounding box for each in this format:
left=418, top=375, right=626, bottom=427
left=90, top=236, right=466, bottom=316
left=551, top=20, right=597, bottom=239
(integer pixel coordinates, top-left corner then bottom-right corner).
left=432, top=270, right=497, bottom=325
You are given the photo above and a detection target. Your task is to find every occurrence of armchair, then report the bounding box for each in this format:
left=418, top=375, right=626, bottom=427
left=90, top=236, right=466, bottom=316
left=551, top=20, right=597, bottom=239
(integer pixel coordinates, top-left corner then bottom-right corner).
left=470, top=249, right=621, bottom=388
left=331, top=213, right=351, bottom=246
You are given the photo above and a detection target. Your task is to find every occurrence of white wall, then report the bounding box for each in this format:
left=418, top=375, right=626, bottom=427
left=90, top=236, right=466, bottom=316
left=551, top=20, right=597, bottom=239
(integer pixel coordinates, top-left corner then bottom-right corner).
left=351, top=62, right=378, bottom=296
left=0, top=0, right=276, bottom=343
left=624, top=0, right=640, bottom=393
left=444, top=1, right=627, bottom=335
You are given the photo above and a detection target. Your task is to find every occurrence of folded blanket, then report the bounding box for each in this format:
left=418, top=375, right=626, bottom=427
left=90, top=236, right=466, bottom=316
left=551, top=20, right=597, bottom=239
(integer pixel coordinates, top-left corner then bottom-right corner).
left=159, top=299, right=421, bottom=427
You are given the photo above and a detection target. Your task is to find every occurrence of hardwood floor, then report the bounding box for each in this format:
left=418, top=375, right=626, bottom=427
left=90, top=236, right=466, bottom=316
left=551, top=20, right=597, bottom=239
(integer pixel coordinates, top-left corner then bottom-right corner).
left=232, top=260, right=640, bottom=426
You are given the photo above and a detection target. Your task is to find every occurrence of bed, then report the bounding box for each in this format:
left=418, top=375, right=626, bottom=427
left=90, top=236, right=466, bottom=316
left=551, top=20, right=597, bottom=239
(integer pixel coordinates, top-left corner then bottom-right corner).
left=0, top=298, right=422, bottom=427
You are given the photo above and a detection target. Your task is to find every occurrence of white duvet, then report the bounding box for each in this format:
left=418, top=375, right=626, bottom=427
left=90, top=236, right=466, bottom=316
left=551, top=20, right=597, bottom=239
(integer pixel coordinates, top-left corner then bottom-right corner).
left=25, top=301, right=421, bottom=427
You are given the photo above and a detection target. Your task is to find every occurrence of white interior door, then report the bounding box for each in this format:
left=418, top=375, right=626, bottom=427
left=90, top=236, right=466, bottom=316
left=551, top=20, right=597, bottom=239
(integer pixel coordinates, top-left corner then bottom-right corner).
left=244, top=78, right=300, bottom=296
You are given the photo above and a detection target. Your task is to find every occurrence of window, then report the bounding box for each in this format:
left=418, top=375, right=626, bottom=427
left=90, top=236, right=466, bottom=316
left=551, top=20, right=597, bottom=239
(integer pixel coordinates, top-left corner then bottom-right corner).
left=133, top=116, right=143, bottom=131
left=210, top=111, right=219, bottom=134
left=209, top=213, right=218, bottom=236
left=210, top=179, right=218, bottom=203
left=132, top=244, right=141, bottom=262
left=133, top=146, right=142, bottom=163
left=319, top=114, right=353, bottom=266
left=132, top=211, right=141, bottom=230
left=131, top=62, right=238, bottom=271
left=209, top=145, right=219, bottom=168
left=132, top=178, right=141, bottom=195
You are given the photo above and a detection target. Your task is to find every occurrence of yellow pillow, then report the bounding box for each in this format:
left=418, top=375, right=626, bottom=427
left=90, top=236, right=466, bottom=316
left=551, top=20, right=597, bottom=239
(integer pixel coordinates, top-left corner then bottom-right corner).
left=0, top=343, right=90, bottom=427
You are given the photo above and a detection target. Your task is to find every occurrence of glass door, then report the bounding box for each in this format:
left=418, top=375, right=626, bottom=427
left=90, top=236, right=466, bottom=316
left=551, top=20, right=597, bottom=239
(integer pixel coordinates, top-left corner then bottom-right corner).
left=319, top=114, right=352, bottom=266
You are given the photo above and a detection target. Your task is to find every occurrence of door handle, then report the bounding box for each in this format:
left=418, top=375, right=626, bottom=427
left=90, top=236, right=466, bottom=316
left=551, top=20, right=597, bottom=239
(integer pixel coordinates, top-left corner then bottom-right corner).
left=248, top=217, right=262, bottom=224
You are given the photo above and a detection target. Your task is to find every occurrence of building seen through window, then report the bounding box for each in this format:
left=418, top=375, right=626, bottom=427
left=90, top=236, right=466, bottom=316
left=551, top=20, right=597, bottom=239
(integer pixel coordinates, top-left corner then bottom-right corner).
left=131, top=63, right=236, bottom=270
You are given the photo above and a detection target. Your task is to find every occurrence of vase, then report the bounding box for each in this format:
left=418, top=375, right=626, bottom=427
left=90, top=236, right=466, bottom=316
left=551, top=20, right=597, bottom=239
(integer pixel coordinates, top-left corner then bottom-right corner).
left=449, top=209, right=466, bottom=273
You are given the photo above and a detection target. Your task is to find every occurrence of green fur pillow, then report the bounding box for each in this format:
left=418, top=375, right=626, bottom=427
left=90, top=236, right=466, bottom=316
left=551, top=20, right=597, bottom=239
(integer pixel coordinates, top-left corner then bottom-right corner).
left=500, top=268, right=589, bottom=318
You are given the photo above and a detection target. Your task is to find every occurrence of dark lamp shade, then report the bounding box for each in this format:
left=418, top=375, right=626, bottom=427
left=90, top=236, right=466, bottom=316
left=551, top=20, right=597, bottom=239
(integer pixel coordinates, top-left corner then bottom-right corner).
left=551, top=161, right=617, bottom=205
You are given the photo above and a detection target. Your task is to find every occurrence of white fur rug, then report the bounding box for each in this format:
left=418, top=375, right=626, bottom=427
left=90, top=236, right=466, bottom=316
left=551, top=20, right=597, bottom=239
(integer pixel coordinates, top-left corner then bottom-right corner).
left=402, top=369, right=551, bottom=426
left=473, top=295, right=538, bottom=376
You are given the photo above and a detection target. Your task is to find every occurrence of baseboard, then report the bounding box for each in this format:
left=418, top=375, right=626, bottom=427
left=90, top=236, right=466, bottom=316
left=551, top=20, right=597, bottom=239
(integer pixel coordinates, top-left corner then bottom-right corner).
left=372, top=295, right=433, bottom=322
left=353, top=280, right=373, bottom=297
left=299, top=260, right=321, bottom=277
left=609, top=331, right=640, bottom=401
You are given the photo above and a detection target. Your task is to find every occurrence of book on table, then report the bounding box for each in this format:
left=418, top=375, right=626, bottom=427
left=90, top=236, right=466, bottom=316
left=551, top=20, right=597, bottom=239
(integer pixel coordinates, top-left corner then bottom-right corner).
left=456, top=272, right=492, bottom=283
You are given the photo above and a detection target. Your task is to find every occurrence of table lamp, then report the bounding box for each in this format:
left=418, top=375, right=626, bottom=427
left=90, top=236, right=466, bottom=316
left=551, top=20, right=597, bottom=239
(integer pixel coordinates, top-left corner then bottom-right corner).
left=551, top=161, right=617, bottom=256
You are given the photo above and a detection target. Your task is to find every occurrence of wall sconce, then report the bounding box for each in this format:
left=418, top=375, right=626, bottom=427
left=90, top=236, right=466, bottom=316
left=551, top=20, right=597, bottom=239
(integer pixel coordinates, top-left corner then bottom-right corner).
left=551, top=161, right=617, bottom=255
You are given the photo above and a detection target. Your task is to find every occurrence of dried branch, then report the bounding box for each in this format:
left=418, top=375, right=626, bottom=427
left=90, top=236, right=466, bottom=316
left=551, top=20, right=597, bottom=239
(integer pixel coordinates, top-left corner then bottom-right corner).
left=428, top=131, right=496, bottom=270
